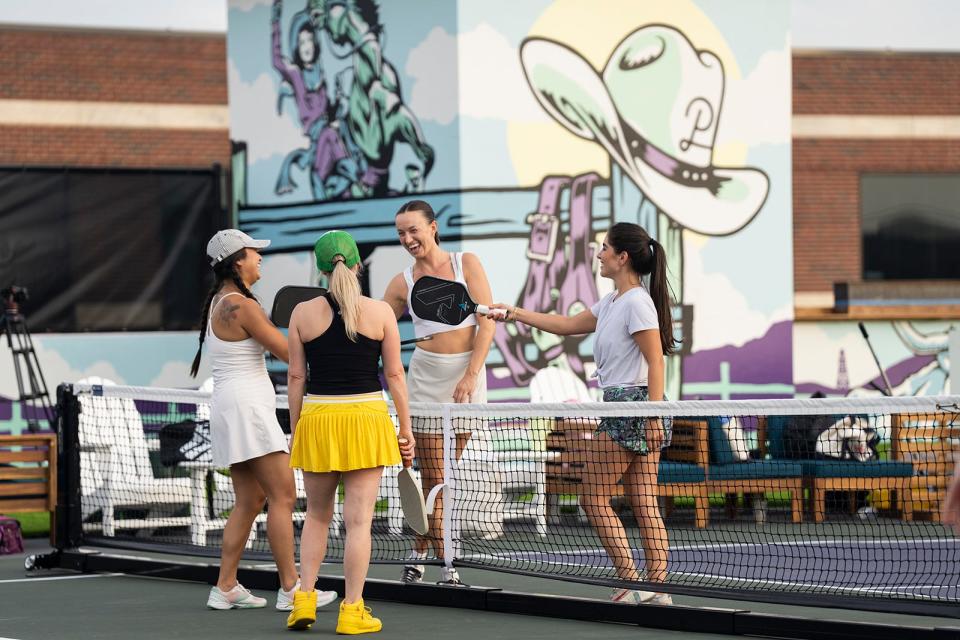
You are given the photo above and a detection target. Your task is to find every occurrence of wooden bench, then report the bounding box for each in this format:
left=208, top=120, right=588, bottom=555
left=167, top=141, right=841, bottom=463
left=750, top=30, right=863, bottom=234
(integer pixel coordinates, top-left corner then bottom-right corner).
left=545, top=417, right=709, bottom=528
left=708, top=418, right=804, bottom=524
left=761, top=415, right=913, bottom=523
left=893, top=412, right=957, bottom=522
left=0, top=434, right=57, bottom=534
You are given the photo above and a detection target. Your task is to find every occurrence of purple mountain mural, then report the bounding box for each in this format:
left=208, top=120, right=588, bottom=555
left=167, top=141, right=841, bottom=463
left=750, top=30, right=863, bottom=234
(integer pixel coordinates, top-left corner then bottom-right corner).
left=681, top=320, right=793, bottom=400
left=796, top=355, right=937, bottom=397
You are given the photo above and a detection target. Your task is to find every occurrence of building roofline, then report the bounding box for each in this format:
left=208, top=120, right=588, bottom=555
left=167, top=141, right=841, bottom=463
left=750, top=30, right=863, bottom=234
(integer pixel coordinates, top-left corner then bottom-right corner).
left=793, top=47, right=960, bottom=57
left=0, top=22, right=224, bottom=38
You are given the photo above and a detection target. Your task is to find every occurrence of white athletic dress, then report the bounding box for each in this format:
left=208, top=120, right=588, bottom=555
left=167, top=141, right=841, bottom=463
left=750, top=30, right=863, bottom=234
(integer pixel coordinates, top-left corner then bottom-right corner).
left=207, top=292, right=289, bottom=467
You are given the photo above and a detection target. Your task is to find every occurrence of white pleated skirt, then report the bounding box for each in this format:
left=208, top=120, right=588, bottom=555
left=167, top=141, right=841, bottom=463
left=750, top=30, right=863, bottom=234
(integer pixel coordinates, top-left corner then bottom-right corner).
left=210, top=376, right=289, bottom=467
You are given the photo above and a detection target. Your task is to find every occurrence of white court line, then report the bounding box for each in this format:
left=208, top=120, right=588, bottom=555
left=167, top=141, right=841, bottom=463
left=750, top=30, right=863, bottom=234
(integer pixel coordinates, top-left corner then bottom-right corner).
left=668, top=537, right=960, bottom=552
left=473, top=536, right=960, bottom=560
left=465, top=554, right=956, bottom=600
left=464, top=549, right=958, bottom=599
left=668, top=570, right=954, bottom=600
left=0, top=573, right=123, bottom=584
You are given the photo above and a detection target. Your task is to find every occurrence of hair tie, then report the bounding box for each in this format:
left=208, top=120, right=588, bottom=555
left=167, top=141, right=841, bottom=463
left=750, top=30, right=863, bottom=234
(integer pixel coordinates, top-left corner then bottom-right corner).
left=648, top=239, right=655, bottom=254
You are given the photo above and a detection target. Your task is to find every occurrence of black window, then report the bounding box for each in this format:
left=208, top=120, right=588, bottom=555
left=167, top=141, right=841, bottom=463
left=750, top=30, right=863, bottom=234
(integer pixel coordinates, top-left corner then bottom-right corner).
left=0, top=167, right=225, bottom=332
left=861, top=174, right=960, bottom=280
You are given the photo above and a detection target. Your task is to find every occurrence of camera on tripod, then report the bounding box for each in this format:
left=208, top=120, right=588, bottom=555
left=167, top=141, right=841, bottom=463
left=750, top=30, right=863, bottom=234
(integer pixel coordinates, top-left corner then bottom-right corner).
left=1, top=285, right=29, bottom=307
left=1, top=283, right=53, bottom=431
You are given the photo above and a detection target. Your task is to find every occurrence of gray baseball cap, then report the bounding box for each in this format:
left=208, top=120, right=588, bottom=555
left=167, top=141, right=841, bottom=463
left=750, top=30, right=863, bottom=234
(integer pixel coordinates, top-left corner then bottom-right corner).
left=206, top=229, right=270, bottom=266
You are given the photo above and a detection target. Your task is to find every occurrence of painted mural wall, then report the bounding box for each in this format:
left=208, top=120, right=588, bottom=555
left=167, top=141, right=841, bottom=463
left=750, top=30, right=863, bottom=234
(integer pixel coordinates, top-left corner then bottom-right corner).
left=228, top=0, right=794, bottom=402
left=795, top=321, right=955, bottom=398
left=2, top=1, right=951, bottom=438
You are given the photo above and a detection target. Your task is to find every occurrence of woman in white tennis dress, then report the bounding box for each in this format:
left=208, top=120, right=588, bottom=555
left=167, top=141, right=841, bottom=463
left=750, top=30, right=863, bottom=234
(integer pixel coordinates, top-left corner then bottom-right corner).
left=191, top=229, right=336, bottom=612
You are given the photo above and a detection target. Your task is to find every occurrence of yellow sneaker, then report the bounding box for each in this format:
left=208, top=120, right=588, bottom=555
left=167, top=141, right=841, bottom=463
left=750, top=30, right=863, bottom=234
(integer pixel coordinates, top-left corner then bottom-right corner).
left=286, top=590, right=317, bottom=631
left=335, top=599, right=382, bottom=635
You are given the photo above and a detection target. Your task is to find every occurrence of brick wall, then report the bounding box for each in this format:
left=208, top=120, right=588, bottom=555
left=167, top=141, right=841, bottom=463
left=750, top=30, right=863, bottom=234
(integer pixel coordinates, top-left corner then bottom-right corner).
left=0, top=27, right=227, bottom=103
left=0, top=126, right=229, bottom=167
left=792, top=52, right=960, bottom=293
left=794, top=52, right=960, bottom=115
left=0, top=27, right=229, bottom=168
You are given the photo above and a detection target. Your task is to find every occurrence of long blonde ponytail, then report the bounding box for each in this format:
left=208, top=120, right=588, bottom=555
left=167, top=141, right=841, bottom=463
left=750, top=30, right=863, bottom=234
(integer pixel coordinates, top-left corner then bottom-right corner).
left=328, top=260, right=362, bottom=342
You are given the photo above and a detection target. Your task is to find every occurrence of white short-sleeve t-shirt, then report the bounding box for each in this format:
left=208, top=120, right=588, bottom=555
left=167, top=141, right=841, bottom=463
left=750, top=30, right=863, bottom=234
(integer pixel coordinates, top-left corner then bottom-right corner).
left=590, top=287, right=659, bottom=388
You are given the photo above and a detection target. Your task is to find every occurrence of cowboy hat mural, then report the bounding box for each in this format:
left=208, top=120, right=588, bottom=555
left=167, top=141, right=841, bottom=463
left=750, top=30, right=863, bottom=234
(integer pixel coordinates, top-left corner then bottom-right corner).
left=520, top=24, right=771, bottom=398
left=520, top=24, right=769, bottom=237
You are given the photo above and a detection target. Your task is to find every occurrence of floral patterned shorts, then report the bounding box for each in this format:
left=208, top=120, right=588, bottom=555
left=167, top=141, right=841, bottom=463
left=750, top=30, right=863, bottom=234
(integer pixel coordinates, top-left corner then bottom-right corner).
left=597, top=385, right=673, bottom=454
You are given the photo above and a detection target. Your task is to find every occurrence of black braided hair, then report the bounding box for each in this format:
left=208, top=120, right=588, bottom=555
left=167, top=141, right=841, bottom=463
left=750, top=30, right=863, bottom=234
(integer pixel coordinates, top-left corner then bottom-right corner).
left=190, top=249, right=258, bottom=377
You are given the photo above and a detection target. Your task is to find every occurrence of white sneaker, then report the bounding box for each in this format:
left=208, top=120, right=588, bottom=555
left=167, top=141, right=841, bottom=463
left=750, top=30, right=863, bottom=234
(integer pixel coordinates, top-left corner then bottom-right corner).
left=610, top=588, right=656, bottom=604
left=276, top=580, right=338, bottom=611
left=649, top=593, right=673, bottom=606
left=401, top=564, right=425, bottom=584
left=207, top=583, right=267, bottom=610
left=438, top=567, right=466, bottom=586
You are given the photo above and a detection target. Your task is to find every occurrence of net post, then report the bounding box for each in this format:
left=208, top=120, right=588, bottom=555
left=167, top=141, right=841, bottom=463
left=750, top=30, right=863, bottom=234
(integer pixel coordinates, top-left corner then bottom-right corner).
left=441, top=403, right=459, bottom=567
left=53, top=383, right=83, bottom=549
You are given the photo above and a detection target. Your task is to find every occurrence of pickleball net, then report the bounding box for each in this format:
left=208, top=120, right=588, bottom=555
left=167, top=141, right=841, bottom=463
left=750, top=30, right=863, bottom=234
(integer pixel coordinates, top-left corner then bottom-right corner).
left=53, top=383, right=960, bottom=615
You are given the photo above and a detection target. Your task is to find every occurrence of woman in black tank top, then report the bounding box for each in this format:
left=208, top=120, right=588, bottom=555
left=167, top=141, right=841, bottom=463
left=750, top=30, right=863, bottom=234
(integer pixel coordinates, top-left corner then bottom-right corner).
left=303, top=292, right=382, bottom=395
left=285, top=231, right=415, bottom=634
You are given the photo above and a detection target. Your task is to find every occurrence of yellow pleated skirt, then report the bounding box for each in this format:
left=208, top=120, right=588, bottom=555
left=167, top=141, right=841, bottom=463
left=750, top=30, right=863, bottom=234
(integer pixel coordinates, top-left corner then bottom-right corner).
left=290, top=391, right=401, bottom=472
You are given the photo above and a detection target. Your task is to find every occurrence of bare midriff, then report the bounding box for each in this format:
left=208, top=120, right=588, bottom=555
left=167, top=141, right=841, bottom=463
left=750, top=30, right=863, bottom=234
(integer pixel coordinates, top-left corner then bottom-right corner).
left=415, top=324, right=476, bottom=355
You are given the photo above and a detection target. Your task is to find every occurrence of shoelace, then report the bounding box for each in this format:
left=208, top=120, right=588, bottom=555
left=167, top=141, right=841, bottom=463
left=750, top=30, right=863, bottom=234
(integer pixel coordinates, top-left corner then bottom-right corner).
left=231, top=584, right=253, bottom=599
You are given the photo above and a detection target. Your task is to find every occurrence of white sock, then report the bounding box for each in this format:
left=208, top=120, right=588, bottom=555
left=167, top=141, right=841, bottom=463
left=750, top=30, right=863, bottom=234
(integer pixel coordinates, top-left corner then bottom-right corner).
left=407, top=551, right=427, bottom=562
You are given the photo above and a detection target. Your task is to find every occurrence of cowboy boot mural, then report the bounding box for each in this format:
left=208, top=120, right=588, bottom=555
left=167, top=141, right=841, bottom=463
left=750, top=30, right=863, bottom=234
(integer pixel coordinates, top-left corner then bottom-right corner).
left=494, top=174, right=601, bottom=387
left=520, top=25, right=770, bottom=399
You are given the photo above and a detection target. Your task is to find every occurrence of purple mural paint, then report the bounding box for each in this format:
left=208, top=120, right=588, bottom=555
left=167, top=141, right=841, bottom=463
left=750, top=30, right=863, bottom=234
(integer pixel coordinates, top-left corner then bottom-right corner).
left=796, top=355, right=938, bottom=397
left=682, top=321, right=794, bottom=400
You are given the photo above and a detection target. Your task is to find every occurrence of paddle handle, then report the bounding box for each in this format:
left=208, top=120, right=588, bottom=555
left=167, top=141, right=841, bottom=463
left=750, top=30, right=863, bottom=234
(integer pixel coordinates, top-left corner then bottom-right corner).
left=475, top=304, right=506, bottom=319
left=398, top=437, right=413, bottom=468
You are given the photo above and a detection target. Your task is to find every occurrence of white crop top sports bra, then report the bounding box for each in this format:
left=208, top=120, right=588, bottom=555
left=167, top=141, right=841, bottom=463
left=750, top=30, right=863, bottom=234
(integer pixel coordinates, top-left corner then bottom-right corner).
left=404, top=252, right=479, bottom=338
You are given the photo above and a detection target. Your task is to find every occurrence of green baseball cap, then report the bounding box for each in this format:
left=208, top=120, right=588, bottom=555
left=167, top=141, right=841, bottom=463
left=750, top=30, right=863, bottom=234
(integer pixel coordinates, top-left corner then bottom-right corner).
left=314, top=230, right=360, bottom=272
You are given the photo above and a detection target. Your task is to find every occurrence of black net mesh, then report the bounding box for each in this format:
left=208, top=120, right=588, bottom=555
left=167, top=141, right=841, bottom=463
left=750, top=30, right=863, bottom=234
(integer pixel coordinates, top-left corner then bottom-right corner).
left=62, top=384, right=960, bottom=606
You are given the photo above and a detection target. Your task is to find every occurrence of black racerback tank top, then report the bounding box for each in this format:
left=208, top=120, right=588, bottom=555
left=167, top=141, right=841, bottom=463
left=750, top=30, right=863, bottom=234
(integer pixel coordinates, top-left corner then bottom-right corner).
left=304, top=293, right=382, bottom=395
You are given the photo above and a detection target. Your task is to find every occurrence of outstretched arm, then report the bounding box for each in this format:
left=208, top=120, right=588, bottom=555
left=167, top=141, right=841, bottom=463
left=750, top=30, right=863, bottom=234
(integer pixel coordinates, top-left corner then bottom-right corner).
left=490, top=303, right=597, bottom=337
left=238, top=298, right=290, bottom=363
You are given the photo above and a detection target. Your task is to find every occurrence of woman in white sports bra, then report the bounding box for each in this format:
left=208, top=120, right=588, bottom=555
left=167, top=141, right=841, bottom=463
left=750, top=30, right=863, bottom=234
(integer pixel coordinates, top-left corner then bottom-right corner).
left=383, top=200, right=496, bottom=586
left=191, top=229, right=336, bottom=612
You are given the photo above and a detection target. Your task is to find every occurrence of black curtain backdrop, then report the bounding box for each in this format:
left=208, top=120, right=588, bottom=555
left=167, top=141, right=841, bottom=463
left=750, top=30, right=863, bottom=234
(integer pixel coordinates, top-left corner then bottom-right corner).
left=0, top=167, right=225, bottom=332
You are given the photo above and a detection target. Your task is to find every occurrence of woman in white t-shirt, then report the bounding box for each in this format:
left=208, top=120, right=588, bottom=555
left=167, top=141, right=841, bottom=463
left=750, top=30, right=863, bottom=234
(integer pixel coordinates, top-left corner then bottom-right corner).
left=492, top=222, right=679, bottom=606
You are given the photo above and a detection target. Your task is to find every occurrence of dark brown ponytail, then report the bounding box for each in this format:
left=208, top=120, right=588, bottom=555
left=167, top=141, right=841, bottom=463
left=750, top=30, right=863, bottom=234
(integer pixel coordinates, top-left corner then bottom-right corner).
left=606, top=222, right=679, bottom=356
